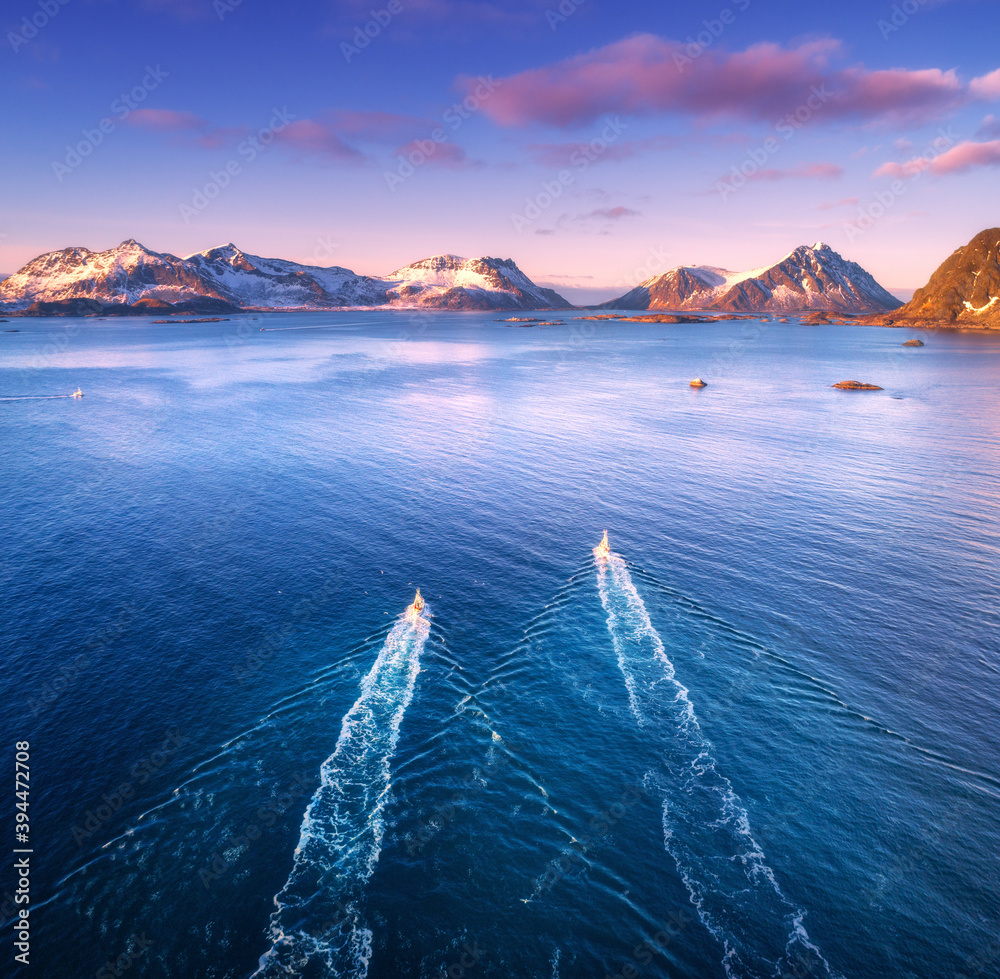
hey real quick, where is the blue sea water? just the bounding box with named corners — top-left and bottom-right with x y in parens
top-left (1, 311), bottom-right (998, 979)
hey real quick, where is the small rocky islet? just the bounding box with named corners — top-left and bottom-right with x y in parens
top-left (831, 380), bottom-right (883, 391)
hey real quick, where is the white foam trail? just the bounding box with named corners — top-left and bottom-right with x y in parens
top-left (596, 550), bottom-right (836, 979)
top-left (0, 395), bottom-right (76, 401)
top-left (258, 321), bottom-right (365, 332)
top-left (253, 605), bottom-right (429, 978)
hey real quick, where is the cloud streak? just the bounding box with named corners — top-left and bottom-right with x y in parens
top-left (742, 162), bottom-right (844, 181)
top-left (874, 139), bottom-right (1000, 177)
top-left (127, 109), bottom-right (249, 149)
top-left (923, 139), bottom-right (1000, 174)
top-left (817, 196), bottom-right (859, 210)
top-left (527, 134), bottom-right (674, 167)
top-left (126, 107), bottom-right (481, 166)
top-left (462, 34), bottom-right (967, 129)
top-left (970, 67), bottom-right (1000, 100)
top-left (976, 114), bottom-right (1000, 139)
top-left (393, 139), bottom-right (471, 168)
top-left (588, 206), bottom-right (641, 219)
top-left (277, 120), bottom-right (366, 161)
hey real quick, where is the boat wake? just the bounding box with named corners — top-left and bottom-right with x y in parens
top-left (252, 595), bottom-right (429, 978)
top-left (0, 394), bottom-right (79, 401)
top-left (594, 538), bottom-right (836, 979)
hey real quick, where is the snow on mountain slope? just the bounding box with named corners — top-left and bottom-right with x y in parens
top-left (0, 240), bottom-right (231, 306)
top-left (382, 255), bottom-right (572, 309)
top-left (185, 244), bottom-right (389, 307)
top-left (896, 228), bottom-right (1000, 328)
top-left (604, 243), bottom-right (901, 314)
top-left (0, 242), bottom-right (570, 311)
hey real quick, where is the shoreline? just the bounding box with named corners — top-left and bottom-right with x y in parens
top-left (0, 302), bottom-right (996, 332)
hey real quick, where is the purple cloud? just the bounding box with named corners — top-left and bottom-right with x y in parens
top-left (126, 109), bottom-right (249, 149)
top-left (461, 35), bottom-right (966, 129)
top-left (743, 162), bottom-right (844, 181)
top-left (873, 139), bottom-right (1000, 177)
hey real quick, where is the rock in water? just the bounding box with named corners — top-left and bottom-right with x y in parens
top-left (831, 380), bottom-right (883, 390)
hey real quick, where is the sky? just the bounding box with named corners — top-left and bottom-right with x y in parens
top-left (2, 0), bottom-right (999, 302)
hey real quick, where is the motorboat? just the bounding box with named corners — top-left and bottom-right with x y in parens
top-left (594, 530), bottom-right (611, 559)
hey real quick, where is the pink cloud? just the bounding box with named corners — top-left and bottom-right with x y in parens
top-left (128, 107), bottom-right (468, 165)
top-left (195, 128), bottom-right (251, 150)
top-left (927, 139), bottom-right (1000, 174)
top-left (872, 159), bottom-right (927, 178)
top-left (392, 139), bottom-right (470, 168)
top-left (589, 206), bottom-right (641, 219)
top-left (817, 196), bottom-right (860, 210)
top-left (976, 114), bottom-right (1000, 139)
top-left (970, 68), bottom-right (1000, 100)
top-left (553, 205), bottom-right (642, 230)
top-left (527, 134), bottom-right (674, 167)
top-left (745, 162), bottom-right (844, 181)
top-left (326, 110), bottom-right (436, 143)
top-left (278, 111), bottom-right (453, 162)
top-left (128, 108), bottom-right (209, 132)
top-left (461, 34), bottom-right (966, 129)
top-left (874, 139), bottom-right (1000, 177)
top-left (278, 120), bottom-right (365, 161)
top-left (126, 109), bottom-right (249, 149)
top-left (841, 67), bottom-right (963, 126)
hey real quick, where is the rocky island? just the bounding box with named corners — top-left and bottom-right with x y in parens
top-left (831, 381), bottom-right (883, 390)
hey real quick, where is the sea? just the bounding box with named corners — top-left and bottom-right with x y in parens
top-left (1, 310), bottom-right (998, 979)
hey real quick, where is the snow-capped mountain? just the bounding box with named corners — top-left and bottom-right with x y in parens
top-left (603, 243), bottom-right (901, 314)
top-left (0, 241), bottom-right (570, 312)
top-left (0, 239), bottom-right (232, 306)
top-left (895, 228), bottom-right (1000, 328)
top-left (382, 254), bottom-right (572, 310)
top-left (185, 244), bottom-right (389, 308)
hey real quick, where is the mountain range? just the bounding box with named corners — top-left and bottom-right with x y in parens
top-left (2, 235), bottom-right (997, 325)
top-left (0, 241), bottom-right (572, 313)
top-left (601, 243), bottom-right (902, 314)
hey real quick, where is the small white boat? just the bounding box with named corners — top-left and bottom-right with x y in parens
top-left (409, 588), bottom-right (424, 616)
top-left (71, 388), bottom-right (83, 398)
top-left (594, 530), bottom-right (611, 559)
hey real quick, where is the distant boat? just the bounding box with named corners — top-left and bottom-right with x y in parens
top-left (410, 588), bottom-right (424, 616)
top-left (71, 388), bottom-right (83, 398)
top-left (594, 530), bottom-right (611, 559)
